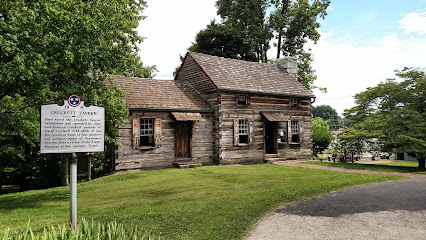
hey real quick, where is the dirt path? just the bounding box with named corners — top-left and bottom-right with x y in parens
top-left (274, 160), bottom-right (426, 179)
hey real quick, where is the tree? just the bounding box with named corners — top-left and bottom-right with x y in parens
top-left (270, 0), bottom-right (330, 58)
top-left (188, 0), bottom-right (330, 90)
top-left (188, 21), bottom-right (258, 62)
top-left (270, 0), bottom-right (329, 90)
top-left (336, 127), bottom-right (370, 163)
top-left (312, 117), bottom-right (333, 157)
top-left (344, 68), bottom-right (426, 169)
top-left (312, 104), bottom-right (341, 130)
top-left (296, 50), bottom-right (322, 91)
top-left (0, 0), bottom-right (155, 191)
top-left (216, 0), bottom-right (272, 62)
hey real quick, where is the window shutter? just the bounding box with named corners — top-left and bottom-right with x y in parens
top-left (287, 120), bottom-right (291, 142)
top-left (233, 119), bottom-right (239, 146)
top-left (132, 117), bottom-right (140, 148)
top-left (154, 118), bottom-right (162, 147)
top-left (247, 96), bottom-right (251, 105)
top-left (299, 123), bottom-right (303, 143)
top-left (249, 120), bottom-right (254, 144)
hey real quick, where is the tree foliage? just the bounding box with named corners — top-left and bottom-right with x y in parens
top-left (270, 0), bottom-right (329, 57)
top-left (270, 0), bottom-right (329, 90)
top-left (334, 127), bottom-right (371, 163)
top-left (0, 0), bottom-right (155, 191)
top-left (188, 20), bottom-right (258, 62)
top-left (312, 117), bottom-right (333, 156)
top-left (312, 104), bottom-right (341, 130)
top-left (188, 0), bottom-right (330, 90)
top-left (216, 0), bottom-right (272, 62)
top-left (344, 68), bottom-right (426, 168)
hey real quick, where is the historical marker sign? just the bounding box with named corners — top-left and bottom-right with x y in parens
top-left (40, 97), bottom-right (105, 153)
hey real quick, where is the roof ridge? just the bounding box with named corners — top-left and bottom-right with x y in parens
top-left (109, 74), bottom-right (174, 82)
top-left (188, 51), bottom-right (272, 66)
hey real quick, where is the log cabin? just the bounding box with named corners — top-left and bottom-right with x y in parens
top-left (112, 52), bottom-right (315, 170)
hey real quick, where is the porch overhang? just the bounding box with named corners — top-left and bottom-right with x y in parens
top-left (260, 111), bottom-right (288, 122)
top-left (172, 112), bottom-right (204, 121)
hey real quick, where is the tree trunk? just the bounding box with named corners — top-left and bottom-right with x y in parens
top-left (0, 166), bottom-right (3, 195)
top-left (263, 46), bottom-right (267, 63)
top-left (418, 157), bottom-right (425, 170)
top-left (277, 32), bottom-right (282, 59)
top-left (276, 0), bottom-right (289, 59)
top-left (341, 150), bottom-right (347, 163)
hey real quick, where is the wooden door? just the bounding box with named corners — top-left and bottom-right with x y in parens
top-left (265, 122), bottom-right (277, 154)
top-left (175, 121), bottom-right (191, 159)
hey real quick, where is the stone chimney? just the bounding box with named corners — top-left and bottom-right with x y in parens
top-left (276, 56), bottom-right (297, 77)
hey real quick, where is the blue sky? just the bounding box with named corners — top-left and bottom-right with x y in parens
top-left (309, 0), bottom-right (426, 114)
top-left (320, 0), bottom-right (426, 45)
top-left (138, 0), bottom-right (426, 115)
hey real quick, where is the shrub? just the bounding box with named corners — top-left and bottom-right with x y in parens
top-left (312, 117), bottom-right (334, 156)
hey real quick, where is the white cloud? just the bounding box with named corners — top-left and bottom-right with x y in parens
top-left (137, 0), bottom-right (218, 79)
top-left (398, 11), bottom-right (426, 35)
top-left (310, 32), bottom-right (426, 115)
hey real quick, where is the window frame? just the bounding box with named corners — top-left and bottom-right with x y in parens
top-left (236, 94), bottom-right (249, 106)
top-left (290, 98), bottom-right (299, 109)
top-left (140, 118), bottom-right (155, 147)
top-left (289, 120), bottom-right (300, 144)
top-left (238, 119), bottom-right (249, 144)
top-left (234, 118), bottom-right (254, 146)
top-left (132, 117), bottom-right (162, 150)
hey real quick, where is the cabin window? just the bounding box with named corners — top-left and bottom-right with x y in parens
top-left (132, 117), bottom-right (162, 149)
top-left (290, 120), bottom-right (300, 143)
top-left (234, 118), bottom-right (254, 146)
top-left (236, 94), bottom-right (248, 105)
top-left (140, 118), bottom-right (154, 146)
top-left (238, 119), bottom-right (249, 144)
top-left (290, 98), bottom-right (299, 109)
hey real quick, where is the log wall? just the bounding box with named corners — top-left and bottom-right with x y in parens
top-left (115, 111), bottom-right (214, 170)
top-left (218, 92), bottom-right (313, 164)
top-left (175, 54), bottom-right (220, 163)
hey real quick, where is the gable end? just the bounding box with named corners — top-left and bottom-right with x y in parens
top-left (175, 53), bottom-right (217, 95)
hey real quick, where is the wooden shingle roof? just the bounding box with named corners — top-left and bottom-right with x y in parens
top-left (187, 52), bottom-right (315, 97)
top-left (110, 75), bottom-right (211, 111)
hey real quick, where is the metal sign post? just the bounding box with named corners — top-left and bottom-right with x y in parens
top-left (40, 95), bottom-right (105, 229)
top-left (70, 153), bottom-right (78, 228)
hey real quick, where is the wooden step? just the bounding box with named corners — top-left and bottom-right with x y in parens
top-left (175, 162), bottom-right (202, 169)
top-left (265, 154), bottom-right (279, 158)
top-left (264, 157), bottom-right (286, 164)
top-left (189, 163), bottom-right (202, 168)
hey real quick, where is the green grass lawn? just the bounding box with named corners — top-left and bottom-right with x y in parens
top-left (0, 164), bottom-right (404, 239)
top-left (303, 160), bottom-right (426, 174)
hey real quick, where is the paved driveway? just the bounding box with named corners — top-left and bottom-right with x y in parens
top-left (246, 178), bottom-right (426, 240)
